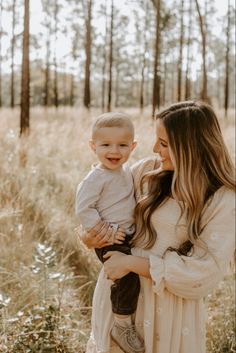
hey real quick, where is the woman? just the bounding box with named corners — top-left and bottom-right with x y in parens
top-left (81, 101), bottom-right (235, 353)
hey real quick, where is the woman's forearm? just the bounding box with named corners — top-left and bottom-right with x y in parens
top-left (126, 255), bottom-right (151, 279)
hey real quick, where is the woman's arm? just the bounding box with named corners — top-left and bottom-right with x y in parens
top-left (103, 251), bottom-right (151, 280)
top-left (148, 188), bottom-right (235, 299)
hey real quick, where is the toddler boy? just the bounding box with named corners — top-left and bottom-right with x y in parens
top-left (76, 112), bottom-right (144, 353)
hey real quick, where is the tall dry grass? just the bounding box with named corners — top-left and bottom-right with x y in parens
top-left (0, 107), bottom-right (235, 352)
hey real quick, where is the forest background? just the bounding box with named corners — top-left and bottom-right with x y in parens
top-left (0, 0), bottom-right (235, 352)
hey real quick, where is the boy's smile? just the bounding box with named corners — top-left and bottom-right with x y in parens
top-left (90, 126), bottom-right (137, 170)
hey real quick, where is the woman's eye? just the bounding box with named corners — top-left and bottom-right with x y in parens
top-left (160, 142), bottom-right (167, 147)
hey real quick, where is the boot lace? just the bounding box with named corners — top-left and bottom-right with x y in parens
top-left (122, 324), bottom-right (142, 346)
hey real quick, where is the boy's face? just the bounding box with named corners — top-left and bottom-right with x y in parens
top-left (90, 126), bottom-right (137, 170)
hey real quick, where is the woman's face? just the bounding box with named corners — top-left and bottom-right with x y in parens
top-left (153, 119), bottom-right (174, 171)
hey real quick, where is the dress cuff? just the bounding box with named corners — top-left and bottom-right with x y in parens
top-left (149, 255), bottom-right (165, 297)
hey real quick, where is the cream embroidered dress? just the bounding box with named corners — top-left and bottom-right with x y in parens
top-left (86, 158), bottom-right (235, 353)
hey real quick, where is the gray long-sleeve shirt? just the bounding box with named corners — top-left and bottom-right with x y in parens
top-left (75, 163), bottom-right (136, 233)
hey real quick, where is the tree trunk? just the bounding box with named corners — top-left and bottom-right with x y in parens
top-left (162, 59), bottom-right (167, 106)
top-left (224, 0), bottom-right (230, 118)
top-left (140, 1), bottom-right (149, 112)
top-left (71, 20), bottom-right (80, 107)
top-left (114, 46), bottom-right (120, 108)
top-left (152, 0), bottom-right (161, 117)
top-left (185, 0), bottom-right (192, 100)
top-left (177, 0), bottom-right (184, 101)
top-left (53, 0), bottom-right (59, 108)
top-left (171, 52), bottom-right (175, 102)
top-left (194, 0), bottom-right (208, 101)
top-left (101, 0), bottom-right (108, 111)
top-left (0, 0), bottom-right (3, 107)
top-left (44, 19), bottom-right (51, 107)
top-left (83, 0), bottom-right (92, 109)
top-left (216, 68), bottom-right (221, 107)
top-left (107, 0), bottom-right (114, 112)
top-left (114, 68), bottom-right (120, 107)
top-left (70, 73), bottom-right (74, 106)
top-left (11, 0), bottom-right (16, 108)
top-left (20, 0), bottom-right (30, 136)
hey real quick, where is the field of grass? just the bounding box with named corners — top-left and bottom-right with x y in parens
top-left (0, 107), bottom-right (235, 352)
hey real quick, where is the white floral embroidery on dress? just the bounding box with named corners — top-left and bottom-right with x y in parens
top-left (139, 293), bottom-right (144, 301)
top-left (144, 319), bottom-right (151, 327)
top-left (136, 322), bottom-right (143, 328)
top-left (156, 307), bottom-right (163, 315)
top-left (210, 233), bottom-right (218, 241)
top-left (182, 327), bottom-right (190, 336)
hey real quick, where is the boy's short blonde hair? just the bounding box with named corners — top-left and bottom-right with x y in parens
top-left (92, 112), bottom-right (134, 139)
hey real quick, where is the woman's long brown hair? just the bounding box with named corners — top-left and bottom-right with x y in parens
top-left (132, 101), bottom-right (235, 255)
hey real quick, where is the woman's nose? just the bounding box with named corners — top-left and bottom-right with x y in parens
top-left (153, 141), bottom-right (159, 153)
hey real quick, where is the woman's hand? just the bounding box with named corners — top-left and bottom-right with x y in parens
top-left (103, 251), bottom-right (131, 281)
top-left (80, 221), bottom-right (114, 249)
top-left (78, 222), bottom-right (126, 249)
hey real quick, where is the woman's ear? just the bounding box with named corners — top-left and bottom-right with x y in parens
top-left (89, 140), bottom-right (96, 152)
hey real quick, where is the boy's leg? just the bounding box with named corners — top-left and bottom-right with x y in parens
top-left (96, 236), bottom-right (140, 315)
top-left (109, 248), bottom-right (144, 352)
top-left (95, 243), bottom-right (128, 263)
top-left (95, 247), bottom-right (107, 263)
top-left (97, 239), bottom-right (144, 352)
top-left (110, 271), bottom-right (140, 315)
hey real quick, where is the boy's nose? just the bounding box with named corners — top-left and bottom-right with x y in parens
top-left (110, 145), bottom-right (120, 153)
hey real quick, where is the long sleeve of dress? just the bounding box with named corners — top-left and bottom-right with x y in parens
top-left (149, 187), bottom-right (235, 300)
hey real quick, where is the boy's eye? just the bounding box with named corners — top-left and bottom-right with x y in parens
top-left (120, 144), bottom-right (128, 147)
top-left (101, 144), bottom-right (109, 146)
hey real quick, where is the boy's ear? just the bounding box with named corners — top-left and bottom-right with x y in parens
top-left (89, 140), bottom-right (96, 152)
top-left (131, 141), bottom-right (137, 151)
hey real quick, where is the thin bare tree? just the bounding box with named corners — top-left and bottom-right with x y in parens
top-left (224, 0), bottom-right (230, 118)
top-left (0, 0), bottom-right (3, 107)
top-left (139, 1), bottom-right (149, 111)
top-left (20, 0), bottom-right (30, 135)
top-left (83, 0), bottom-right (93, 109)
top-left (53, 0), bottom-right (59, 108)
top-left (107, 0), bottom-right (114, 112)
top-left (194, 0), bottom-right (208, 100)
top-left (10, 0), bottom-right (16, 108)
top-left (42, 0), bottom-right (53, 107)
top-left (152, 0), bottom-right (161, 117)
top-left (177, 0), bottom-right (184, 101)
top-left (185, 0), bottom-right (192, 100)
top-left (101, 0), bottom-right (108, 112)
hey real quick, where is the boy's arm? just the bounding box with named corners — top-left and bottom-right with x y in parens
top-left (76, 178), bottom-right (121, 247)
top-left (75, 178), bottom-right (104, 230)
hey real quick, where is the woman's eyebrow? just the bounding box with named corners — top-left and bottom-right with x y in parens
top-left (159, 137), bottom-right (168, 143)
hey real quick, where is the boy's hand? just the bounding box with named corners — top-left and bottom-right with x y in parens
top-left (112, 227), bottom-right (126, 244)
